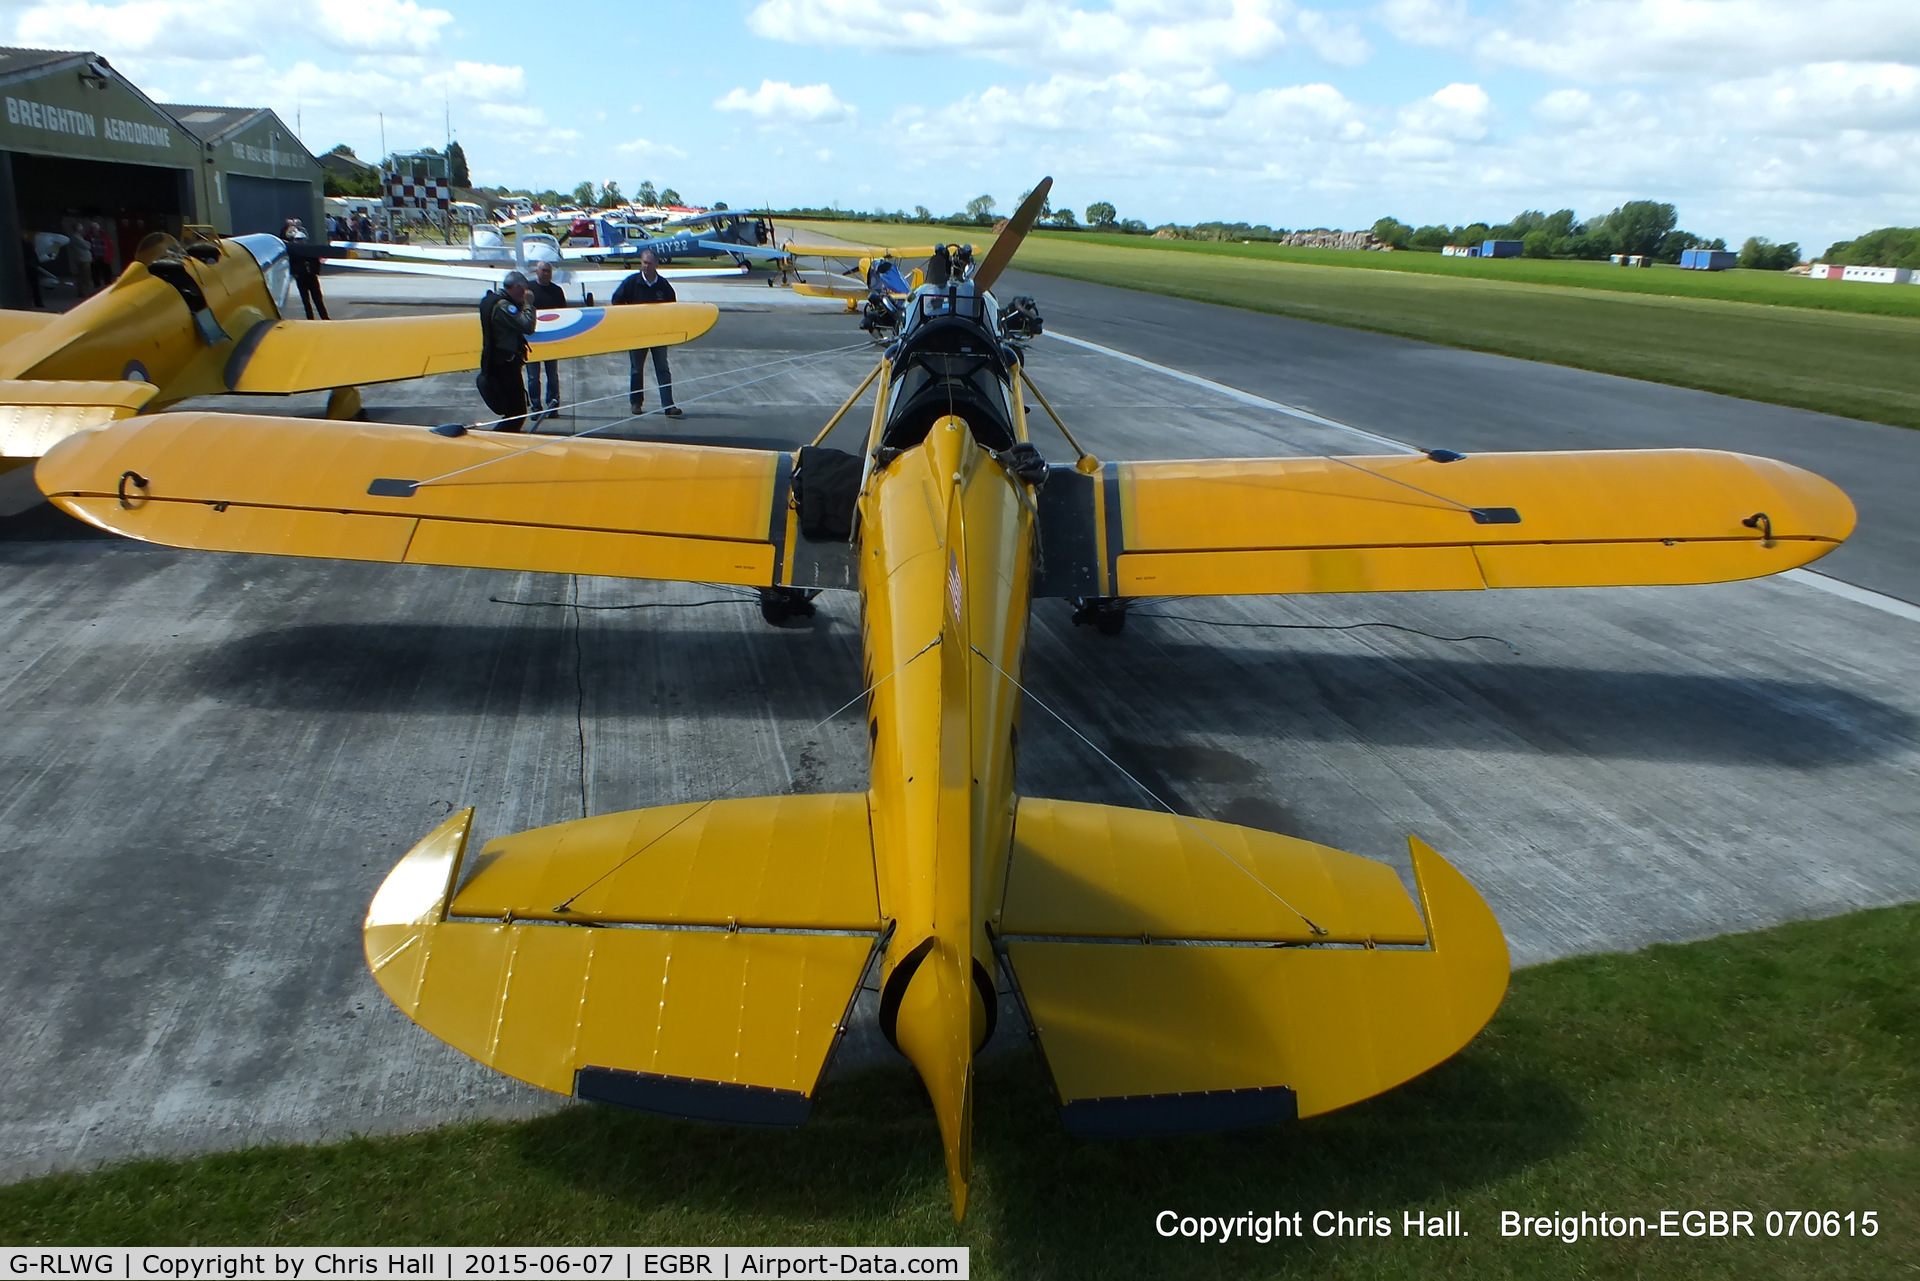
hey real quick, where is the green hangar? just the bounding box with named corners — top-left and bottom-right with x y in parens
top-left (0, 46), bottom-right (320, 308)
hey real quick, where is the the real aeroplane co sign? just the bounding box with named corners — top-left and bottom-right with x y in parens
top-left (1, 1249), bottom-right (968, 1279)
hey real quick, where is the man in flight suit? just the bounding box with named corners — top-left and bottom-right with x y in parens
top-left (478, 270), bottom-right (537, 432)
top-left (523, 260), bottom-right (566, 422)
top-left (611, 249), bottom-right (681, 417)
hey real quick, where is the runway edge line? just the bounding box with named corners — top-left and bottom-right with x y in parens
top-left (1046, 329), bottom-right (1420, 454)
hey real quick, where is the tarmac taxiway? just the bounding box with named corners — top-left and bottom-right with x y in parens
top-left (1, 269), bottom-right (1915, 1182)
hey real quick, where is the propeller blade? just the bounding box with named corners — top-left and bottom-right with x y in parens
top-left (972, 177), bottom-right (1052, 293)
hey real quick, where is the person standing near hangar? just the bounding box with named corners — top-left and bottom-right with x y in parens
top-left (523, 260), bottom-right (566, 422)
top-left (611, 249), bottom-right (681, 418)
top-left (281, 218), bottom-right (329, 320)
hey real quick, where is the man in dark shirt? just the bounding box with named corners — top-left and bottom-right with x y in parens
top-left (523, 260), bottom-right (566, 422)
top-left (281, 219), bottom-right (329, 320)
top-left (610, 249), bottom-right (681, 417)
top-left (478, 271), bottom-right (537, 432)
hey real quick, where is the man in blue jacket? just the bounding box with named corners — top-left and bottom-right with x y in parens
top-left (610, 249), bottom-right (681, 418)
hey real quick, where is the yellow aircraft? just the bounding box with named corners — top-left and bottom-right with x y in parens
top-left (779, 231), bottom-right (941, 308)
top-left (0, 228), bottom-right (717, 474)
top-left (30, 181), bottom-right (1855, 1221)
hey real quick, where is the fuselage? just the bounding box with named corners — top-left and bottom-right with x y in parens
top-left (855, 283), bottom-right (1035, 1218)
top-left (0, 234), bottom-right (287, 406)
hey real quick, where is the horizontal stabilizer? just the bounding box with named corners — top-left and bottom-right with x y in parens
top-left (1002, 797), bottom-right (1426, 944)
top-left (37, 412), bottom-right (794, 586)
top-left (452, 793), bottom-right (879, 930)
top-left (1, 379), bottom-right (157, 460)
top-left (365, 798), bottom-right (881, 1115)
top-left (225, 302), bottom-right (717, 394)
top-left (1035, 449), bottom-right (1855, 597)
top-left (998, 802), bottom-right (1509, 1129)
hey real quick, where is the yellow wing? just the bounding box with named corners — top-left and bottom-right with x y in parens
top-left (789, 281), bottom-right (867, 301)
top-left (366, 798), bottom-right (879, 1120)
top-left (1, 379), bottom-right (158, 462)
top-left (998, 799), bottom-right (1509, 1133)
top-left (35, 412), bottom-right (798, 587)
top-left (1033, 449), bottom-right (1855, 597)
top-left (225, 302), bottom-right (717, 394)
top-left (783, 242), bottom-right (940, 261)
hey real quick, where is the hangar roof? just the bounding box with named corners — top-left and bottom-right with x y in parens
top-left (160, 103), bottom-right (268, 145)
top-left (0, 46), bottom-right (89, 89)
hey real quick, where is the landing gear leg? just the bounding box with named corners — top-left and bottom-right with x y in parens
top-left (1070, 596), bottom-right (1130, 636)
top-left (758, 586), bottom-right (820, 628)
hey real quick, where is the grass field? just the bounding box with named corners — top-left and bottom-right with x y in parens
top-left (787, 221), bottom-right (1920, 319)
top-left (5, 904), bottom-right (1912, 1279)
top-left (786, 221), bottom-right (1920, 431)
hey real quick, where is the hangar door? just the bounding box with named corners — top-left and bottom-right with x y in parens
top-left (228, 174), bottom-right (313, 235)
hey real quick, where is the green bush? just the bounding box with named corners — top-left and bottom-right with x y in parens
top-left (1823, 227), bottom-right (1920, 268)
top-left (1739, 236), bottom-right (1802, 270)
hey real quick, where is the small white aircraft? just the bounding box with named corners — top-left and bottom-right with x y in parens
top-left (330, 224), bottom-right (744, 301)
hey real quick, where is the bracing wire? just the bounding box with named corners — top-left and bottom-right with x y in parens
top-left (966, 642), bottom-right (1328, 937)
top-left (807, 636), bottom-right (941, 733)
top-left (466, 340), bottom-right (874, 432)
top-left (409, 341), bottom-right (874, 491)
top-left (546, 631), bottom-right (940, 912)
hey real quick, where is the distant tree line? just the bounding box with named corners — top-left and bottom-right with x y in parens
top-left (1821, 227), bottom-right (1920, 269)
top-left (1370, 203), bottom-right (1734, 263)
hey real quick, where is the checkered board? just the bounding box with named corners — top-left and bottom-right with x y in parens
top-left (384, 174), bottom-right (451, 210)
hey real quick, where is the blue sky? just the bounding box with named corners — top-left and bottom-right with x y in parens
top-left (11, 0), bottom-right (1919, 252)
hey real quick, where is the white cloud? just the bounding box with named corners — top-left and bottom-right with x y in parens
top-left (1296, 9), bottom-right (1370, 66)
top-left (1531, 87), bottom-right (1595, 130)
top-left (1375, 0), bottom-right (1467, 47)
top-left (616, 137), bottom-right (692, 160)
top-left (1702, 62), bottom-right (1920, 135)
top-left (1397, 81), bottom-right (1492, 140)
top-left (311, 0), bottom-right (450, 54)
top-left (714, 79), bottom-right (855, 123)
top-left (13, 0), bottom-right (451, 59)
top-left (745, 0), bottom-right (1291, 75)
top-left (16, 0), bottom-right (252, 58)
top-left (1478, 0), bottom-right (1920, 83)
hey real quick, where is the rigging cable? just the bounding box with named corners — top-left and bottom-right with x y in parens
top-left (967, 643), bottom-right (1327, 937)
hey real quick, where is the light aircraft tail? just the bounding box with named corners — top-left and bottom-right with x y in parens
top-left (995, 799), bottom-right (1509, 1132)
top-left (364, 795), bottom-right (882, 1121)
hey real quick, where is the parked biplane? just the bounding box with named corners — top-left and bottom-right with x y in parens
top-left (0, 228), bottom-right (717, 471)
top-left (594, 210), bottom-right (787, 267)
top-left (31, 181), bottom-right (1855, 1221)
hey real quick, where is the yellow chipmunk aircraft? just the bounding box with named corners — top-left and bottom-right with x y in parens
top-left (780, 233), bottom-right (937, 309)
top-left (32, 181), bottom-right (1855, 1221)
top-left (0, 228), bottom-right (717, 475)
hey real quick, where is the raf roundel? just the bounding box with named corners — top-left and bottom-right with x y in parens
top-left (528, 307), bottom-right (607, 345)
